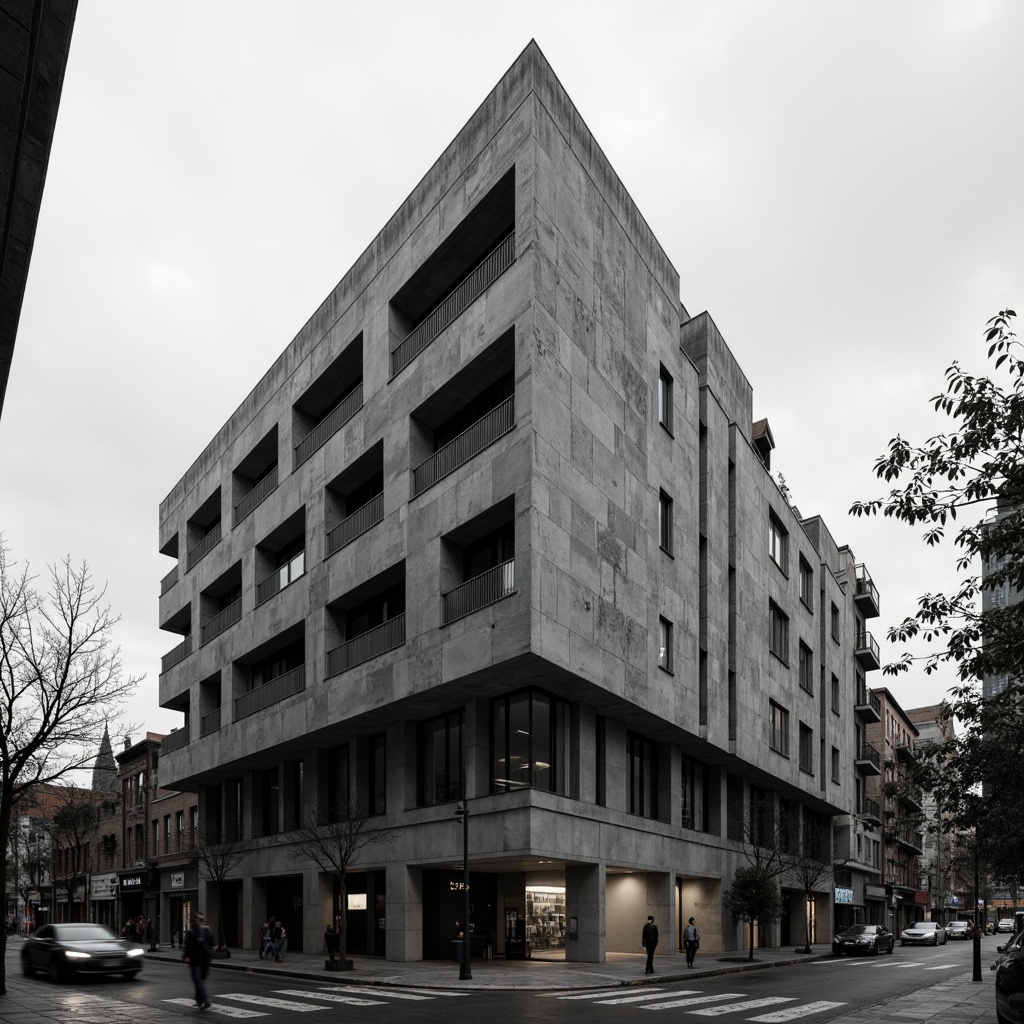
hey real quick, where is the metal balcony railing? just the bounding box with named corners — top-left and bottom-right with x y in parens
top-left (854, 562), bottom-right (880, 617)
top-left (855, 630), bottom-right (880, 669)
top-left (855, 740), bottom-right (881, 771)
top-left (160, 635), bottom-right (192, 674)
top-left (442, 558), bottom-right (516, 625)
top-left (861, 796), bottom-right (881, 822)
top-left (233, 665), bottom-right (306, 722)
top-left (187, 522), bottom-right (222, 570)
top-left (200, 598), bottom-right (242, 645)
top-left (160, 564), bottom-right (179, 595)
top-left (293, 383), bottom-right (364, 470)
top-left (855, 686), bottom-right (881, 719)
top-left (256, 559), bottom-right (304, 607)
top-left (325, 614), bottom-right (406, 677)
top-left (391, 232), bottom-right (516, 379)
top-left (326, 492), bottom-right (384, 557)
top-left (161, 726), bottom-right (190, 754)
top-left (233, 466), bottom-right (278, 526)
top-left (200, 707), bottom-right (221, 737)
top-left (413, 395), bottom-right (515, 496)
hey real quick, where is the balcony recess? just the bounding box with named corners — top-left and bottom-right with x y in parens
top-left (442, 558), bottom-right (516, 625)
top-left (854, 740), bottom-right (881, 775)
top-left (234, 665), bottom-right (305, 721)
top-left (326, 614), bottom-right (406, 676)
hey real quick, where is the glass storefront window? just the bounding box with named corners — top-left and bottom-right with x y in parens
top-left (491, 690), bottom-right (570, 795)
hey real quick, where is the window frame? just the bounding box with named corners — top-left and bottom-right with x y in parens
top-left (798, 640), bottom-right (814, 693)
top-left (658, 365), bottom-right (673, 435)
top-left (659, 490), bottom-right (674, 555)
top-left (830, 602), bottom-right (841, 642)
top-left (491, 688), bottom-right (571, 797)
top-left (769, 700), bottom-right (790, 756)
top-left (768, 512), bottom-right (788, 572)
top-left (798, 721), bottom-right (814, 774)
top-left (831, 745), bottom-right (841, 784)
top-left (658, 616), bottom-right (673, 673)
top-left (831, 672), bottom-right (841, 714)
top-left (418, 709), bottom-right (465, 807)
top-left (799, 556), bottom-right (814, 609)
top-left (769, 600), bottom-right (789, 664)
top-left (627, 731), bottom-right (658, 819)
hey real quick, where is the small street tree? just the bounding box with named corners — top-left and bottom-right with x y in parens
top-left (282, 798), bottom-right (397, 967)
top-left (191, 823), bottom-right (247, 952)
top-left (723, 866), bottom-right (783, 961)
top-left (0, 542), bottom-right (139, 994)
top-left (782, 811), bottom-right (834, 954)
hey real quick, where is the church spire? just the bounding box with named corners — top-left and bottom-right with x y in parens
top-left (91, 724), bottom-right (118, 793)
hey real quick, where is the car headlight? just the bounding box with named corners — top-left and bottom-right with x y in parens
top-left (856, 938), bottom-right (872, 944)
top-left (127, 947), bottom-right (146, 957)
top-left (64, 951), bottom-right (91, 959)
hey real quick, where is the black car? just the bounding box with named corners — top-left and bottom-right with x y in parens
top-left (994, 940), bottom-right (1024, 1024)
top-left (832, 923), bottom-right (896, 956)
top-left (21, 922), bottom-right (146, 982)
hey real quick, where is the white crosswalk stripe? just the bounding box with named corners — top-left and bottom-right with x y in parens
top-left (924, 964), bottom-right (960, 970)
top-left (641, 992), bottom-right (745, 1010)
top-left (689, 996), bottom-right (796, 1016)
top-left (275, 989), bottom-right (385, 1006)
top-left (218, 993), bottom-right (329, 1011)
top-left (593, 990), bottom-right (697, 1005)
top-left (747, 1001), bottom-right (848, 1022)
top-left (314, 985), bottom-right (431, 1000)
top-left (163, 997), bottom-right (267, 1018)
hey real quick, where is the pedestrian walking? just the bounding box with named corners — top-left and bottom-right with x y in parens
top-left (182, 912), bottom-right (215, 1010)
top-left (683, 916), bottom-right (700, 968)
top-left (641, 914), bottom-right (659, 974)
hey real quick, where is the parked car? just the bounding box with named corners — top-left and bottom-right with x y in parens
top-left (999, 919), bottom-right (1018, 933)
top-left (946, 921), bottom-right (971, 940)
top-left (21, 922), bottom-right (146, 982)
top-left (994, 939), bottom-right (1024, 1024)
top-left (900, 921), bottom-right (947, 946)
top-left (832, 923), bottom-right (896, 956)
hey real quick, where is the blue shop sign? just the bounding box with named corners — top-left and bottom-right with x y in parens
top-left (835, 886), bottom-right (854, 905)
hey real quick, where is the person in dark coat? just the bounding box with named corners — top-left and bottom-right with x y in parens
top-left (182, 913), bottom-right (215, 1009)
top-left (641, 915), bottom-right (659, 974)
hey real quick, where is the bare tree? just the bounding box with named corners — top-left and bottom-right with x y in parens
top-left (281, 799), bottom-right (396, 967)
top-left (191, 824), bottom-right (247, 952)
top-left (0, 542), bottom-right (140, 994)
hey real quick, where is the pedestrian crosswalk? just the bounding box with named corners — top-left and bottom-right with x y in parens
top-left (163, 983), bottom-right (471, 1017)
top-left (538, 987), bottom-right (846, 1020)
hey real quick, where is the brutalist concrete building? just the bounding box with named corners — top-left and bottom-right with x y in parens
top-left (157, 42), bottom-right (882, 963)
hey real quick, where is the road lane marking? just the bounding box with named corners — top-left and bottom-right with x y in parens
top-left (594, 991), bottom-right (698, 1004)
top-left (747, 1002), bottom-right (848, 1021)
top-left (923, 964), bottom-right (961, 970)
top-left (641, 993), bottom-right (745, 1010)
top-left (313, 985), bottom-right (431, 1000)
top-left (688, 996), bottom-right (796, 1016)
top-left (275, 989), bottom-right (384, 1005)
top-left (163, 998), bottom-right (267, 1018)
top-left (217, 993), bottom-right (327, 1011)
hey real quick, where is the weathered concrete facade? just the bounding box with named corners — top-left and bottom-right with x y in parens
top-left (157, 42), bottom-right (881, 963)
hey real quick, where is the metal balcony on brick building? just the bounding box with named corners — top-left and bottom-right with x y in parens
top-left (855, 740), bottom-right (882, 775)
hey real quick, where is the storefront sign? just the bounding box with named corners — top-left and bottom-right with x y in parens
top-left (170, 872), bottom-right (184, 889)
top-left (865, 884), bottom-right (887, 900)
top-left (119, 873), bottom-right (145, 891)
top-left (348, 894), bottom-right (367, 910)
top-left (91, 874), bottom-right (117, 899)
top-left (834, 887), bottom-right (854, 905)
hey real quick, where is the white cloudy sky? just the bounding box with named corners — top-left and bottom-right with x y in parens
top-left (2, 0), bottom-right (1021, 738)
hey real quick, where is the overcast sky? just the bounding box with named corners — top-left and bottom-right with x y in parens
top-left (2, 0), bottom-right (1021, 741)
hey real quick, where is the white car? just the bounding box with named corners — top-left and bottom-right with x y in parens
top-left (998, 919), bottom-right (1018, 934)
top-left (900, 921), bottom-right (947, 946)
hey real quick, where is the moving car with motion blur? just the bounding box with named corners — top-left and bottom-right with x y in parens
top-left (900, 921), bottom-right (947, 946)
top-left (832, 923), bottom-right (896, 956)
top-left (21, 922), bottom-right (146, 982)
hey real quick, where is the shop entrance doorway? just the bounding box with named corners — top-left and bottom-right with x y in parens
top-left (526, 885), bottom-right (566, 960)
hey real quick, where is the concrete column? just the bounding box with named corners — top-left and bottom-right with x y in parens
top-left (386, 861), bottom-right (423, 962)
top-left (241, 872), bottom-right (255, 952)
top-left (303, 869), bottom-right (332, 958)
top-left (565, 862), bottom-right (604, 962)
top-left (647, 871), bottom-right (675, 959)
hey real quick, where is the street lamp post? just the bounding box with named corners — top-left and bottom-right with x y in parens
top-left (454, 801), bottom-right (472, 981)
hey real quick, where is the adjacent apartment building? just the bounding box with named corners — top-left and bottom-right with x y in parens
top-left (156, 42), bottom-right (883, 962)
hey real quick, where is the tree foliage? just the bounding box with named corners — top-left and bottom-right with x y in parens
top-left (280, 799), bottom-right (397, 965)
top-left (0, 541), bottom-right (139, 993)
top-left (723, 866), bottom-right (783, 961)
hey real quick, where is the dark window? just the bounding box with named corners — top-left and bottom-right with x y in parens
top-left (628, 732), bottom-right (658, 819)
top-left (419, 710), bottom-right (464, 806)
top-left (327, 744), bottom-right (350, 820)
top-left (831, 602), bottom-right (841, 641)
top-left (799, 641), bottom-right (814, 693)
top-left (681, 755), bottom-right (709, 832)
top-left (369, 734), bottom-right (386, 815)
top-left (262, 766), bottom-right (280, 835)
top-left (799, 722), bottom-right (814, 774)
top-left (769, 512), bottom-right (787, 571)
top-left (769, 601), bottom-right (789, 663)
top-left (658, 365), bottom-right (673, 433)
top-left (831, 746), bottom-right (841, 784)
top-left (799, 556), bottom-right (814, 609)
top-left (658, 617), bottom-right (673, 672)
top-left (595, 715), bottom-right (606, 807)
top-left (831, 673), bottom-right (840, 713)
top-left (491, 690), bottom-right (570, 795)
top-left (770, 701), bottom-right (790, 756)
top-left (659, 491), bottom-right (673, 554)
